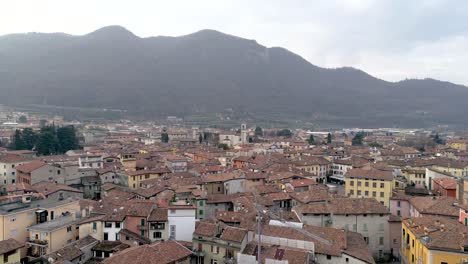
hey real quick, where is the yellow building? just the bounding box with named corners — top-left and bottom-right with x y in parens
top-left (127, 169), bottom-right (169, 189)
top-left (401, 169), bottom-right (426, 186)
top-left (448, 139), bottom-right (468, 151)
top-left (27, 215), bottom-right (79, 258)
top-left (0, 196), bottom-right (80, 258)
top-left (0, 238), bottom-right (24, 264)
top-left (431, 160), bottom-right (468, 177)
top-left (402, 217), bottom-right (468, 264)
top-left (345, 168), bottom-right (394, 207)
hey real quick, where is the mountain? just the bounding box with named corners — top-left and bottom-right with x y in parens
top-left (0, 25), bottom-right (467, 127)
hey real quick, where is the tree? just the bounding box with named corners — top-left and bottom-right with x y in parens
top-left (36, 129), bottom-right (59, 155)
top-left (39, 119), bottom-right (47, 127)
top-left (255, 126), bottom-right (263, 137)
top-left (352, 132), bottom-right (365, 146)
top-left (433, 133), bottom-right (444, 145)
top-left (18, 115), bottom-right (27, 123)
top-left (307, 135), bottom-right (315, 145)
top-left (327, 133), bottom-right (332, 144)
top-left (198, 134), bottom-right (203, 144)
top-left (22, 128), bottom-right (37, 150)
top-left (218, 143), bottom-right (229, 150)
top-left (57, 126), bottom-right (79, 153)
top-left (161, 133), bottom-right (169, 143)
top-left (277, 129), bottom-right (292, 138)
top-left (12, 129), bottom-right (24, 150)
top-left (369, 142), bottom-right (383, 148)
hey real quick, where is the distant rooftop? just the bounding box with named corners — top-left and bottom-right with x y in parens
top-left (0, 196), bottom-right (78, 215)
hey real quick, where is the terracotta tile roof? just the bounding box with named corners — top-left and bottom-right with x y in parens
top-left (148, 208), bottom-right (168, 222)
top-left (220, 226), bottom-right (248, 243)
top-left (289, 178), bottom-right (316, 188)
top-left (343, 231), bottom-right (376, 264)
top-left (0, 238), bottom-right (24, 255)
top-left (433, 178), bottom-right (457, 190)
top-left (289, 187), bottom-right (329, 204)
top-left (404, 217), bottom-right (468, 252)
top-left (32, 181), bottom-right (83, 195)
top-left (193, 221), bottom-right (217, 237)
top-left (216, 211), bottom-right (243, 223)
top-left (242, 242), bottom-right (310, 264)
top-left (15, 160), bottom-right (47, 173)
top-left (295, 198), bottom-right (389, 215)
top-left (410, 196), bottom-right (460, 217)
top-left (101, 240), bottom-right (192, 264)
top-left (118, 228), bottom-right (151, 244)
top-left (345, 167), bottom-right (393, 181)
top-left (202, 172), bottom-right (244, 183)
top-left (0, 153), bottom-right (32, 163)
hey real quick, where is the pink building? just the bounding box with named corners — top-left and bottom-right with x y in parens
top-left (389, 193), bottom-right (411, 219)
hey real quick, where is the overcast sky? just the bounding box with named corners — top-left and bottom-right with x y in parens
top-left (1, 0), bottom-right (467, 85)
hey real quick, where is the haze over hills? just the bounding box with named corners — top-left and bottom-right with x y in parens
top-left (0, 25), bottom-right (467, 127)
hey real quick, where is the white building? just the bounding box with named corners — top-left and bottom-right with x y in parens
top-left (0, 154), bottom-right (33, 185)
top-left (167, 204), bottom-right (196, 242)
top-left (79, 155), bottom-right (103, 169)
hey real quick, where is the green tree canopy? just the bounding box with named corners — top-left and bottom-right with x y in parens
top-left (255, 126), bottom-right (263, 137)
top-left (352, 132), bottom-right (365, 146)
top-left (327, 133), bottom-right (332, 144)
top-left (277, 129), bottom-right (293, 138)
top-left (18, 115), bottom-right (27, 123)
top-left (161, 133), bottom-right (169, 143)
top-left (369, 141), bottom-right (383, 148)
top-left (308, 135), bottom-right (315, 145)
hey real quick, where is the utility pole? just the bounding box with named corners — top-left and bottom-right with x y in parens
top-left (257, 207), bottom-right (262, 264)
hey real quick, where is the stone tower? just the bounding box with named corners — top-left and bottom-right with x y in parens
top-left (241, 123), bottom-right (247, 144)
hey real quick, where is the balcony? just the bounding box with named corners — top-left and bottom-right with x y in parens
top-left (192, 250), bottom-right (206, 257)
top-left (27, 239), bottom-right (48, 247)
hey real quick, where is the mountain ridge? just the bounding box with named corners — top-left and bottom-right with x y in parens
top-left (0, 25), bottom-right (467, 127)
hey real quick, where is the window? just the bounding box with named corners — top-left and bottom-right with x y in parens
top-left (380, 192), bottom-right (384, 197)
top-left (349, 190), bottom-right (354, 195)
top-left (372, 191), bottom-right (376, 197)
top-left (357, 181), bottom-right (361, 186)
top-left (380, 183), bottom-right (384, 188)
top-left (357, 190), bottom-right (361, 196)
top-left (379, 223), bottom-right (384, 231)
top-left (154, 232), bottom-right (162, 239)
top-left (170, 225), bottom-right (176, 239)
top-left (362, 223), bottom-right (368, 231)
top-left (115, 222), bottom-right (121, 228)
top-left (141, 219), bottom-right (145, 226)
top-left (93, 222), bottom-right (97, 231)
top-left (364, 237), bottom-right (369, 244)
top-left (67, 226), bottom-right (72, 232)
top-left (365, 191), bottom-right (369, 196)
top-left (397, 210), bottom-right (401, 216)
top-left (372, 182), bottom-right (377, 188)
top-left (326, 255), bottom-right (331, 260)
top-left (346, 258), bottom-right (349, 262)
top-left (51, 211), bottom-right (54, 220)
top-left (104, 232), bottom-right (109, 240)
top-left (141, 230), bottom-right (145, 236)
top-left (365, 182), bottom-right (369, 187)
top-left (397, 201), bottom-right (401, 207)
top-left (105, 222), bottom-right (112, 228)
top-left (379, 237), bottom-right (384, 245)
top-left (217, 186), bottom-right (221, 192)
top-left (352, 224), bottom-right (357, 231)
top-left (199, 210), bottom-right (204, 215)
top-left (350, 181), bottom-right (354, 186)
top-left (412, 239), bottom-right (414, 247)
top-left (199, 200), bottom-right (204, 206)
